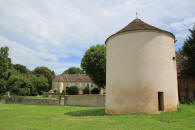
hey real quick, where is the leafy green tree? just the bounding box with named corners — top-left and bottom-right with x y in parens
top-left (31, 75), bottom-right (49, 95)
top-left (180, 24), bottom-right (195, 77)
top-left (8, 74), bottom-right (33, 96)
top-left (0, 47), bottom-right (12, 95)
top-left (62, 67), bottom-right (84, 74)
top-left (13, 64), bottom-right (30, 74)
top-left (33, 67), bottom-right (55, 90)
top-left (81, 44), bottom-right (106, 88)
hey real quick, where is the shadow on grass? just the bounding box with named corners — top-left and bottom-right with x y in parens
top-left (64, 108), bottom-right (108, 116)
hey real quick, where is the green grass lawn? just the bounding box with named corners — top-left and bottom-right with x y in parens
top-left (0, 104), bottom-right (195, 130)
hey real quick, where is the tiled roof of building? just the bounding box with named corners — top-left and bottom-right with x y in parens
top-left (106, 18), bottom-right (175, 43)
top-left (53, 74), bottom-right (92, 82)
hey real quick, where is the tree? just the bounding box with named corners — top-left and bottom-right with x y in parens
top-left (31, 75), bottom-right (49, 95)
top-left (13, 64), bottom-right (30, 74)
top-left (81, 44), bottom-right (106, 88)
top-left (7, 74), bottom-right (33, 96)
top-left (180, 24), bottom-right (195, 77)
top-left (62, 67), bottom-right (84, 74)
top-left (0, 47), bottom-right (12, 95)
top-left (33, 67), bottom-right (55, 90)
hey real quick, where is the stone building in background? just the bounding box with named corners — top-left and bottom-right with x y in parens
top-left (52, 74), bottom-right (98, 94)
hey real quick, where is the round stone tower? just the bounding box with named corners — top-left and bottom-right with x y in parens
top-left (105, 18), bottom-right (179, 114)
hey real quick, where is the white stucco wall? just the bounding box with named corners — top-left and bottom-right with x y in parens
top-left (52, 82), bottom-right (64, 93)
top-left (106, 30), bottom-right (179, 114)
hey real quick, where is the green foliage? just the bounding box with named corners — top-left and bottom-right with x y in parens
top-left (31, 75), bottom-right (49, 95)
top-left (0, 79), bottom-right (7, 94)
top-left (91, 88), bottom-right (100, 94)
top-left (33, 67), bottom-right (55, 89)
top-left (83, 86), bottom-right (90, 94)
top-left (180, 24), bottom-right (195, 77)
top-left (81, 44), bottom-right (106, 88)
top-left (0, 47), bottom-right (12, 95)
top-left (63, 67), bottom-right (84, 74)
top-left (66, 86), bottom-right (79, 95)
top-left (13, 64), bottom-right (30, 74)
top-left (7, 73), bottom-right (33, 96)
top-left (0, 47), bottom-right (52, 96)
top-left (180, 99), bottom-right (195, 105)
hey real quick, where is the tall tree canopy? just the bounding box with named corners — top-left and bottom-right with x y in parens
top-left (81, 44), bottom-right (106, 88)
top-left (180, 24), bottom-right (195, 77)
top-left (33, 67), bottom-right (55, 89)
top-left (13, 64), bottom-right (30, 74)
top-left (0, 47), bottom-right (12, 94)
top-left (0, 47), bottom-right (54, 96)
top-left (62, 67), bottom-right (84, 74)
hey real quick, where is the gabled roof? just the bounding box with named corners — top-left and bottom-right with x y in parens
top-left (53, 74), bottom-right (92, 82)
top-left (106, 18), bottom-right (175, 43)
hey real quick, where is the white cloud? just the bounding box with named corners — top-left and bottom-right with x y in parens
top-left (0, 0), bottom-right (194, 74)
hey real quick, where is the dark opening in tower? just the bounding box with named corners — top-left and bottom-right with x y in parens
top-left (158, 92), bottom-right (164, 111)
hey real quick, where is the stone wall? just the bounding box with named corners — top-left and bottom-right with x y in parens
top-left (6, 97), bottom-right (59, 105)
top-left (64, 95), bottom-right (105, 107)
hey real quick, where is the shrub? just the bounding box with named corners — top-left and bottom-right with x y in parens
top-left (91, 88), bottom-right (100, 94)
top-left (66, 86), bottom-right (79, 95)
top-left (18, 88), bottom-right (30, 96)
top-left (83, 86), bottom-right (90, 94)
top-left (180, 99), bottom-right (195, 105)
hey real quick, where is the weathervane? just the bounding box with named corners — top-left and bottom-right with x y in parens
top-left (136, 12), bottom-right (138, 18)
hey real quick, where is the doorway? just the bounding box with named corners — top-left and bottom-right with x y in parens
top-left (158, 92), bottom-right (164, 111)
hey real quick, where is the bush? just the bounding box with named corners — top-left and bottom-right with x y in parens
top-left (83, 86), bottom-right (90, 94)
top-left (91, 88), bottom-right (100, 94)
top-left (180, 99), bottom-right (195, 105)
top-left (18, 88), bottom-right (31, 96)
top-left (66, 86), bottom-right (79, 95)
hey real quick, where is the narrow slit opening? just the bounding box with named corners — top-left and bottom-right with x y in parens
top-left (158, 92), bottom-right (164, 111)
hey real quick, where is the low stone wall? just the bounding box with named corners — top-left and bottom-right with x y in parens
top-left (6, 97), bottom-right (59, 105)
top-left (64, 95), bottom-right (105, 107)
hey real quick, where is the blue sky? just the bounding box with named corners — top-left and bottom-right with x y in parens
top-left (0, 0), bottom-right (194, 74)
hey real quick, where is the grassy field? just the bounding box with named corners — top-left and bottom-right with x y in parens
top-left (0, 104), bottom-right (195, 130)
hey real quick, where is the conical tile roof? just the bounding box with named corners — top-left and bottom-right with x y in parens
top-left (106, 18), bottom-right (175, 43)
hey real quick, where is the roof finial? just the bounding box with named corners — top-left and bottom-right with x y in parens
top-left (136, 12), bottom-right (138, 19)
